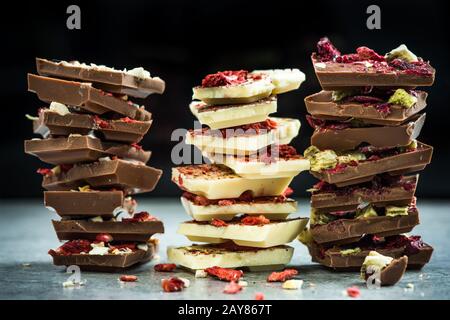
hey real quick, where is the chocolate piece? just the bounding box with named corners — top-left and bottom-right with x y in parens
top-left (36, 58), bottom-right (165, 99)
top-left (25, 135), bottom-right (150, 165)
top-left (52, 220), bottom-right (164, 242)
top-left (311, 56), bottom-right (435, 90)
top-left (380, 256), bottom-right (408, 286)
top-left (42, 159), bottom-right (162, 195)
top-left (310, 207), bottom-right (420, 245)
top-left (310, 113), bottom-right (425, 151)
top-left (311, 175), bottom-right (418, 212)
top-left (33, 110), bottom-right (152, 144)
top-left (49, 243), bottom-right (155, 272)
top-left (311, 142), bottom-right (433, 187)
top-left (44, 191), bottom-right (124, 218)
top-left (28, 74), bottom-right (152, 120)
top-left (308, 236), bottom-right (433, 270)
top-left (305, 90), bottom-right (428, 126)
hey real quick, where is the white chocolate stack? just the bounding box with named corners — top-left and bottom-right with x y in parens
top-left (168, 69), bottom-right (309, 271)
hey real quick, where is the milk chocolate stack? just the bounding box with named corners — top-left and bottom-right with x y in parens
top-left (25, 58), bottom-right (165, 271)
top-left (300, 38), bottom-right (435, 270)
top-left (168, 69), bottom-right (311, 271)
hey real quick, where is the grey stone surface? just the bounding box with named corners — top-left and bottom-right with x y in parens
top-left (0, 198), bottom-right (448, 300)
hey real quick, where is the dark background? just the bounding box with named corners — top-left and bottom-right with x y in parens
top-left (1, 0), bottom-right (449, 198)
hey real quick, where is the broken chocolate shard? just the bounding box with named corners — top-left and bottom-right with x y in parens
top-left (310, 207), bottom-right (420, 245)
top-left (28, 74), bottom-right (152, 121)
top-left (42, 159), bottom-right (162, 195)
top-left (44, 191), bottom-right (124, 218)
top-left (310, 113), bottom-right (425, 151)
top-left (311, 142), bottom-right (433, 187)
top-left (33, 109), bottom-right (152, 144)
top-left (25, 135), bottom-right (151, 165)
top-left (36, 58), bottom-right (165, 98)
top-left (52, 219), bottom-right (164, 242)
top-left (305, 90), bottom-right (428, 126)
top-left (380, 256), bottom-right (408, 286)
top-left (311, 175), bottom-right (418, 212)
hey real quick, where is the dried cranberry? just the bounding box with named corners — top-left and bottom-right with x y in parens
top-left (120, 117), bottom-right (139, 123)
top-left (346, 286), bottom-right (361, 298)
top-left (316, 37), bottom-right (341, 62)
top-left (356, 46), bottom-right (385, 61)
top-left (55, 240), bottom-right (92, 255)
top-left (389, 59), bottom-right (433, 76)
top-left (374, 103), bottom-right (392, 116)
top-left (201, 70), bottom-right (249, 87)
top-left (345, 95), bottom-right (384, 104)
top-left (161, 277), bottom-right (185, 292)
top-left (122, 211), bottom-right (158, 223)
top-left (217, 199), bottom-right (235, 206)
top-left (223, 281), bottom-right (242, 294)
top-left (267, 269), bottom-right (298, 282)
top-left (93, 115), bottom-right (110, 128)
top-left (205, 266), bottom-right (243, 282)
top-left (326, 163), bottom-right (348, 174)
top-left (282, 187), bottom-right (294, 197)
top-left (211, 219), bottom-right (228, 227)
top-left (335, 53), bottom-right (360, 63)
top-left (95, 233), bottom-right (113, 243)
top-left (36, 168), bottom-right (52, 176)
top-left (240, 215), bottom-right (270, 226)
top-left (119, 275), bottom-right (138, 282)
top-left (404, 235), bottom-right (424, 255)
top-left (255, 292), bottom-right (265, 300)
top-left (131, 143), bottom-right (143, 150)
top-left (154, 264), bottom-right (177, 272)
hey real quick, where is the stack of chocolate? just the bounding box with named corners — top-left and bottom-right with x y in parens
top-left (169, 69), bottom-right (310, 271)
top-left (25, 58), bottom-right (165, 271)
top-left (300, 38), bottom-right (435, 270)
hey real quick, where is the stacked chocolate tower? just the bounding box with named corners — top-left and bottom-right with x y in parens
top-left (300, 38), bottom-right (435, 270)
top-left (168, 69), bottom-right (310, 272)
top-left (25, 58), bottom-right (165, 271)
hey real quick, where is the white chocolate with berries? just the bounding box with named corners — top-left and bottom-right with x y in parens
top-left (167, 244), bottom-right (294, 270)
top-left (181, 196), bottom-right (297, 221)
top-left (189, 96), bottom-right (277, 130)
top-left (250, 69), bottom-right (306, 94)
top-left (177, 218), bottom-right (308, 248)
top-left (186, 117), bottom-right (300, 155)
top-left (172, 164), bottom-right (294, 199)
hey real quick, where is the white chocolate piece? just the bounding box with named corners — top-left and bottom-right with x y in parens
top-left (206, 152), bottom-right (310, 179)
top-left (167, 244), bottom-right (294, 270)
top-left (172, 164), bottom-right (294, 199)
top-left (180, 196), bottom-right (296, 221)
top-left (186, 117), bottom-right (300, 155)
top-left (251, 69), bottom-right (305, 94)
top-left (177, 218), bottom-right (308, 248)
top-left (189, 96), bottom-right (277, 130)
top-left (282, 279), bottom-right (303, 290)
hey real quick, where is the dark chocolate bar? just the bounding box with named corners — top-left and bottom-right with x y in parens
top-left (310, 207), bottom-right (420, 245)
top-left (42, 159), bottom-right (162, 195)
top-left (311, 142), bottom-right (433, 187)
top-left (25, 135), bottom-right (150, 165)
top-left (28, 74), bottom-right (152, 120)
top-left (52, 219), bottom-right (164, 242)
top-left (305, 90), bottom-right (427, 126)
top-left (44, 191), bottom-right (124, 218)
top-left (310, 113), bottom-right (425, 151)
top-left (308, 234), bottom-right (433, 270)
top-left (33, 109), bottom-right (152, 144)
top-left (49, 241), bottom-right (156, 272)
top-left (311, 175), bottom-right (418, 212)
top-left (36, 58), bottom-right (165, 99)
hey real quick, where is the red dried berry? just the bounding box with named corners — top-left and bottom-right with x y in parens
top-left (241, 215), bottom-right (270, 226)
top-left (356, 46), bottom-right (385, 61)
top-left (36, 168), bottom-right (52, 176)
top-left (205, 266), bottom-right (243, 282)
top-left (95, 233), bottom-right (113, 243)
top-left (131, 143), bottom-right (143, 150)
top-left (119, 275), bottom-right (138, 282)
top-left (317, 37), bottom-right (341, 62)
top-left (201, 70), bottom-right (249, 88)
top-left (335, 53), bottom-right (360, 63)
top-left (223, 281), bottom-right (243, 294)
top-left (255, 292), bottom-right (265, 300)
top-left (267, 269), bottom-right (298, 282)
top-left (154, 264), bottom-right (177, 272)
top-left (120, 117), bottom-right (139, 123)
top-left (122, 211), bottom-right (158, 223)
top-left (211, 219), bottom-right (228, 227)
top-left (93, 115), bottom-right (110, 128)
top-left (217, 199), bottom-right (235, 206)
top-left (346, 286), bottom-right (361, 298)
top-left (161, 277), bottom-right (185, 292)
top-left (282, 187), bottom-right (294, 197)
top-left (54, 239), bottom-right (92, 255)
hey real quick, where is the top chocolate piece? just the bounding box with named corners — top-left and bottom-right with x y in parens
top-left (312, 38), bottom-right (435, 89)
top-left (36, 58), bottom-right (165, 99)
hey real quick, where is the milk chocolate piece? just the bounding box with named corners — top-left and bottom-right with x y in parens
top-left (311, 175), bottom-right (418, 212)
top-left (25, 136), bottom-right (151, 165)
top-left (380, 256), bottom-right (408, 286)
top-left (311, 142), bottom-right (433, 186)
top-left (49, 243), bottom-right (155, 272)
top-left (311, 56), bottom-right (435, 90)
top-left (308, 235), bottom-right (433, 270)
top-left (33, 110), bottom-right (152, 144)
top-left (36, 58), bottom-right (165, 99)
top-left (44, 191), bottom-right (124, 218)
top-left (310, 113), bottom-right (425, 151)
top-left (305, 90), bottom-right (427, 126)
top-left (42, 159), bottom-right (162, 195)
top-left (52, 220), bottom-right (164, 242)
top-left (310, 207), bottom-right (420, 245)
top-left (28, 74), bottom-right (152, 120)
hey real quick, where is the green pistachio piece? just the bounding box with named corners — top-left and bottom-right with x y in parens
top-left (387, 89), bottom-right (417, 108)
top-left (298, 228), bottom-right (313, 245)
top-left (310, 208), bottom-right (335, 225)
top-left (385, 44), bottom-right (418, 63)
top-left (337, 151), bottom-right (366, 164)
top-left (304, 145), bottom-right (320, 158)
top-left (332, 89), bottom-right (357, 102)
top-left (340, 247), bottom-right (362, 257)
top-left (309, 150), bottom-right (338, 172)
top-left (25, 114), bottom-right (39, 121)
top-left (356, 206), bottom-right (378, 219)
top-left (385, 205), bottom-right (409, 217)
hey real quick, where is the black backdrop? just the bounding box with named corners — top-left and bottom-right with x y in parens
top-left (1, 0), bottom-right (449, 198)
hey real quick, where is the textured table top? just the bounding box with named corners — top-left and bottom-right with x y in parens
top-left (0, 198), bottom-right (449, 300)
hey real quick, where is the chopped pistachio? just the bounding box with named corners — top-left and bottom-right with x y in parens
top-left (387, 89), bottom-right (417, 108)
top-left (385, 205), bottom-right (409, 217)
top-left (385, 44), bottom-right (418, 63)
top-left (25, 114), bottom-right (39, 121)
top-left (337, 151), bottom-right (366, 164)
top-left (298, 228), bottom-right (313, 245)
top-left (304, 145), bottom-right (320, 158)
top-left (310, 208), bottom-right (335, 226)
top-left (308, 149), bottom-right (338, 172)
top-left (89, 216), bottom-right (103, 222)
top-left (51, 166), bottom-right (61, 176)
top-left (356, 206), bottom-right (378, 219)
top-left (332, 90), bottom-right (356, 102)
top-left (340, 247), bottom-right (362, 257)
top-left (78, 185), bottom-right (91, 192)
top-left (360, 251), bottom-right (393, 279)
